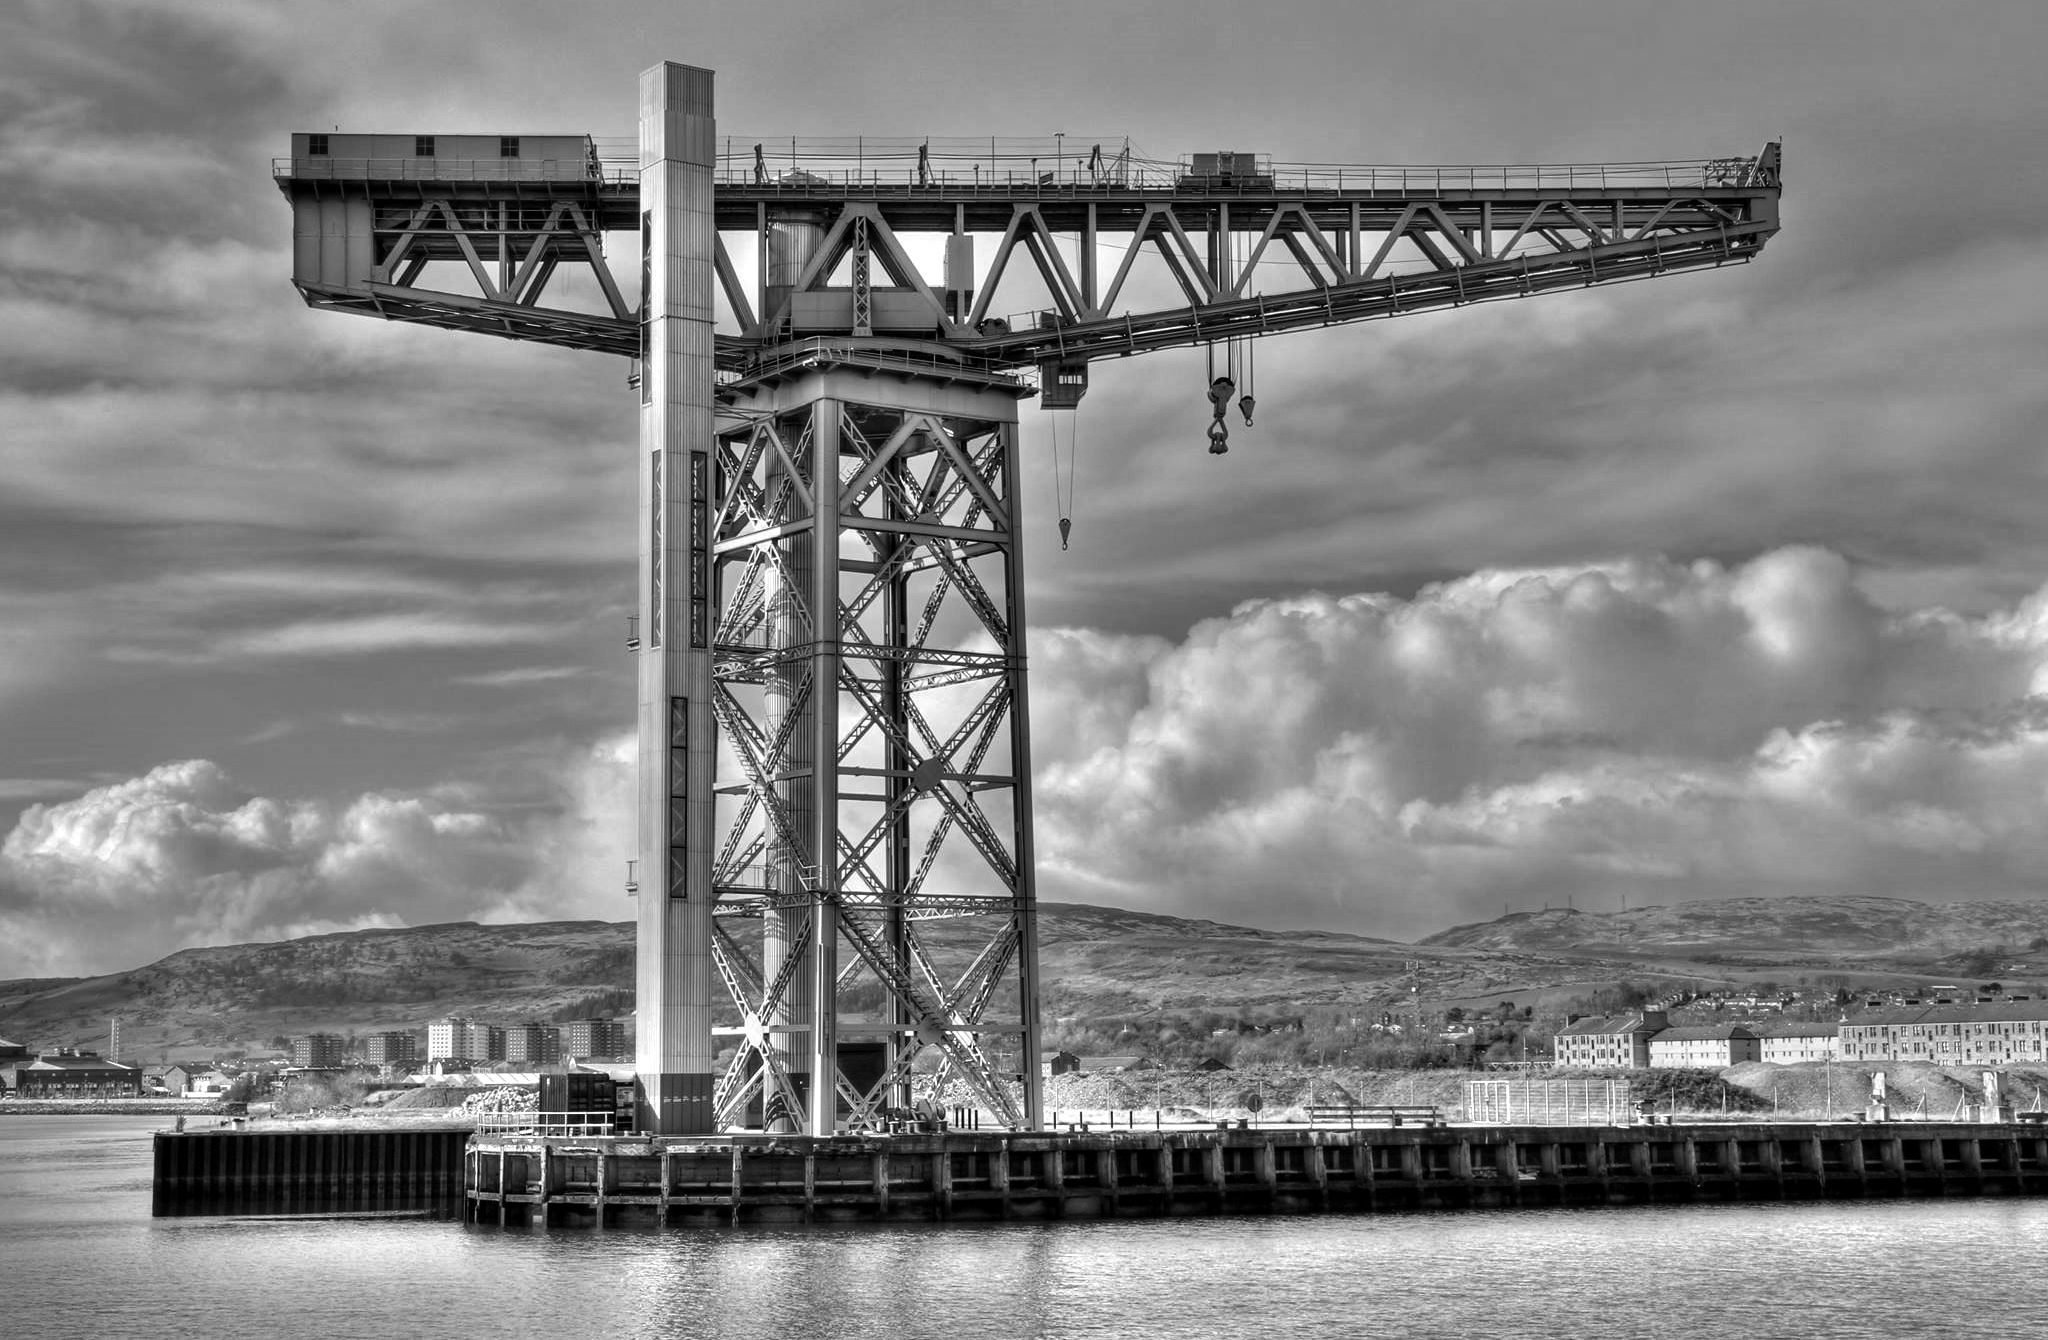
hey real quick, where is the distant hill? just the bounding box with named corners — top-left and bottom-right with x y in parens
top-left (8, 894), bottom-right (2047, 1057)
top-left (0, 902), bottom-right (1415, 1057)
top-left (1421, 895), bottom-right (2048, 962)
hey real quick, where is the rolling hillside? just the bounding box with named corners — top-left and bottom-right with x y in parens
top-left (7, 894), bottom-right (2048, 1058)
top-left (1422, 896), bottom-right (2048, 963)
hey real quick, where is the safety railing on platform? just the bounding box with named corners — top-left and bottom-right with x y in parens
top-left (474, 1111), bottom-right (617, 1137)
top-left (685, 136), bottom-right (1765, 196)
top-left (282, 148), bottom-right (1768, 198)
top-left (275, 157), bottom-right (630, 184)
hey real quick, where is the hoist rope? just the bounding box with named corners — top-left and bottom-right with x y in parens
top-left (1050, 408), bottom-right (1079, 549)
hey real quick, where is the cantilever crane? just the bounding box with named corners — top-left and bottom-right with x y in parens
top-left (277, 63), bottom-right (1781, 1137)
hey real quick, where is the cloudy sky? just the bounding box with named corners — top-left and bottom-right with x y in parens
top-left (4, 0), bottom-right (2047, 976)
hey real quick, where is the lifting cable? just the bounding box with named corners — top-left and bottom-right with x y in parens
top-left (1202, 226), bottom-right (1259, 452)
top-left (1050, 404), bottom-right (1080, 550)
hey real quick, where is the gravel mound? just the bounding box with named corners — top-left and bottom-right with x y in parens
top-left (457, 1087), bottom-right (539, 1115)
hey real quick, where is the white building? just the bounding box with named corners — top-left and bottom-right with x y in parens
top-left (1757, 1022), bottom-right (1840, 1064)
top-left (1647, 1024), bottom-right (1761, 1068)
top-left (427, 1017), bottom-right (505, 1063)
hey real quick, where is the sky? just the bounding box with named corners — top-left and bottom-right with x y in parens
top-left (3, 0), bottom-right (2048, 976)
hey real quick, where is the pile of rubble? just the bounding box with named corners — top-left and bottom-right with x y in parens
top-left (455, 1086), bottom-right (540, 1115)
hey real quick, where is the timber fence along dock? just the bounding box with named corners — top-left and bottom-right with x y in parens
top-left (153, 1120), bottom-right (2048, 1225)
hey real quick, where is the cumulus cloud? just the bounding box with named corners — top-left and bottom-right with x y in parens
top-left (12, 546), bottom-right (2048, 974)
top-left (0, 752), bottom-right (625, 977)
top-left (1029, 547), bottom-right (2048, 938)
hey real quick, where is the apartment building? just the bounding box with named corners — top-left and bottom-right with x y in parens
top-left (1554, 1011), bottom-right (1668, 1069)
top-left (427, 1017), bottom-right (507, 1063)
top-left (1648, 1024), bottom-right (1761, 1068)
top-left (290, 1034), bottom-right (347, 1068)
top-left (1840, 1003), bottom-right (2048, 1066)
top-left (562, 1018), bottom-right (628, 1060)
top-left (363, 1032), bottom-right (418, 1067)
top-left (1757, 1022), bottom-right (1841, 1064)
top-left (504, 1022), bottom-right (562, 1066)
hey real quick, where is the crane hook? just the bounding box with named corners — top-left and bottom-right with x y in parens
top-left (1238, 393), bottom-right (1256, 427)
top-left (1207, 419), bottom-right (1230, 454)
top-left (1058, 515), bottom-right (1072, 550)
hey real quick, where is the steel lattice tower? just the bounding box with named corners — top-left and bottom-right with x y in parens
top-left (278, 61), bottom-right (1781, 1135)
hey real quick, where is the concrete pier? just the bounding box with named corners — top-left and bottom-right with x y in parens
top-left (463, 1120), bottom-right (2048, 1227)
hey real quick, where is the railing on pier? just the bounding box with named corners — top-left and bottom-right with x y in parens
top-left (1465, 1078), bottom-right (1632, 1126)
top-left (473, 1111), bottom-right (616, 1138)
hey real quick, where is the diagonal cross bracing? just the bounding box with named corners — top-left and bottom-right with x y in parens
top-left (703, 366), bottom-right (1042, 1133)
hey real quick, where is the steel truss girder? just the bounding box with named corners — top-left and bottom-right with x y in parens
top-left (701, 370), bottom-right (1042, 1133)
top-left (279, 155), bottom-right (1780, 372)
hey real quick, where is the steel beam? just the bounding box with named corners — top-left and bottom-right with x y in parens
top-left (278, 145), bottom-right (1781, 375)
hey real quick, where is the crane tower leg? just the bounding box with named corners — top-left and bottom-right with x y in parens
top-left (710, 363), bottom-right (1045, 1135)
top-left (633, 62), bottom-right (719, 1135)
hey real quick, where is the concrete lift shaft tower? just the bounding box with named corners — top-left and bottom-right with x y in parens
top-left (279, 63), bottom-right (1782, 1136)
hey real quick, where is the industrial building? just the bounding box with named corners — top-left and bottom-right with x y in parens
top-left (15, 1049), bottom-right (143, 1098)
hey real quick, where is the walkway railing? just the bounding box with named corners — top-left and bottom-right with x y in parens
top-left (474, 1111), bottom-right (616, 1137)
top-left (275, 156), bottom-right (629, 184)
top-left (280, 148), bottom-right (1769, 198)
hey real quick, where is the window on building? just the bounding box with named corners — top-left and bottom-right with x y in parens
top-left (308, 134), bottom-right (329, 156)
top-left (500, 136), bottom-right (520, 158)
top-left (415, 135), bottom-right (436, 158)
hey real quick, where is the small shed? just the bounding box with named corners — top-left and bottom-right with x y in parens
top-left (1040, 1050), bottom-right (1081, 1077)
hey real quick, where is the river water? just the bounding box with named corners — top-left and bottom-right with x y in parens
top-left (7, 1114), bottom-right (2048, 1338)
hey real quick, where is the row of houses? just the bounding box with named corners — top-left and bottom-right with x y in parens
top-left (1555, 1010), bottom-right (1838, 1069)
top-left (1838, 1003), bottom-right (2048, 1067)
top-left (1559, 1002), bottom-right (2048, 1069)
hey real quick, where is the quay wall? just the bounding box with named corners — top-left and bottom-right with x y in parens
top-left (151, 1120), bottom-right (2048, 1224)
top-left (467, 1120), bottom-right (2048, 1227)
top-left (153, 1128), bottom-right (470, 1217)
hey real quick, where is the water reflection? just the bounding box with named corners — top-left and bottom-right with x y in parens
top-left (8, 1118), bottom-right (2048, 1340)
